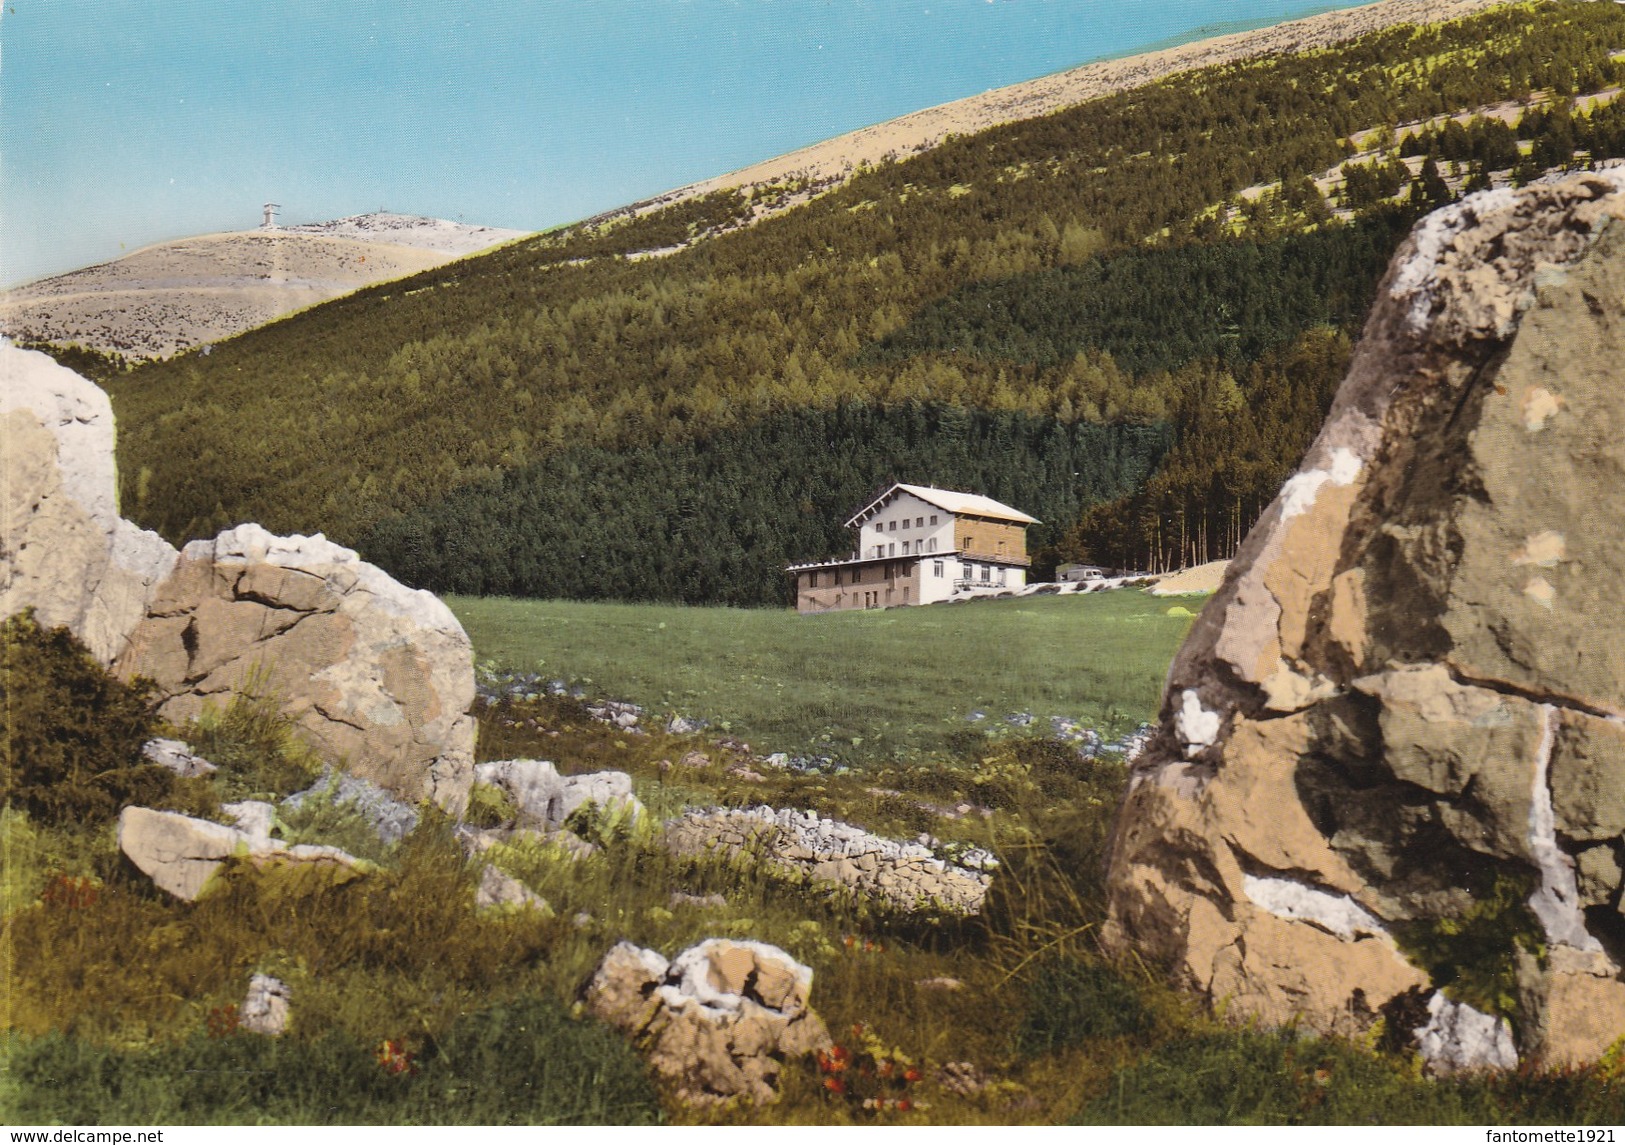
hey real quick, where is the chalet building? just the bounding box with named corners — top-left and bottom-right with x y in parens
top-left (787, 483), bottom-right (1039, 614)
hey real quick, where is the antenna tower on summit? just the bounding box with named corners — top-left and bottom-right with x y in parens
top-left (261, 202), bottom-right (281, 229)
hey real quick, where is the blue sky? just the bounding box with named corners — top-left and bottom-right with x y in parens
top-left (3, 0), bottom-right (1350, 287)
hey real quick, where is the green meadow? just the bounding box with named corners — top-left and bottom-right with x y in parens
top-left (447, 589), bottom-right (1201, 761)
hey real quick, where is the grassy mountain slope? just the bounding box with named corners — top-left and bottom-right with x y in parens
top-left (103, 1), bottom-right (1625, 602)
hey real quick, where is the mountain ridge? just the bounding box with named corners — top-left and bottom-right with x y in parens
top-left (0, 212), bottom-right (529, 361)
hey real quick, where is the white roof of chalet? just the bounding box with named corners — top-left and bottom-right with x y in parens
top-left (845, 483), bottom-right (1040, 527)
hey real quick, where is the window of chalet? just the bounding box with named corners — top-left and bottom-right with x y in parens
top-left (933, 561), bottom-right (944, 577)
top-left (930, 514), bottom-right (938, 525)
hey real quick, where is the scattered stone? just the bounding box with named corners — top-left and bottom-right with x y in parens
top-left (586, 699), bottom-right (644, 733)
top-left (677, 751), bottom-right (713, 770)
top-left (282, 768), bottom-right (420, 846)
top-left (670, 891), bottom-right (728, 910)
top-left (239, 974), bottom-right (291, 1037)
top-left (582, 938), bottom-right (831, 1106)
top-left (119, 805), bottom-right (361, 901)
top-left (474, 865), bottom-right (551, 913)
top-left (667, 715), bottom-right (705, 735)
top-left (914, 976), bottom-right (966, 992)
top-left (725, 765), bottom-right (768, 783)
top-left (666, 805), bottom-right (991, 914)
top-left (935, 1060), bottom-right (985, 1096)
top-left (140, 738), bottom-right (217, 778)
top-left (1101, 173), bottom-right (1625, 1065)
top-left (472, 759), bottom-right (644, 832)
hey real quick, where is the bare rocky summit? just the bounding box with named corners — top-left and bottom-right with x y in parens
top-left (1101, 171), bottom-right (1625, 1071)
top-left (1, 213), bottom-right (528, 360)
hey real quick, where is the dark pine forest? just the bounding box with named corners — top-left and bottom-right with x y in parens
top-left (100, 1), bottom-right (1625, 602)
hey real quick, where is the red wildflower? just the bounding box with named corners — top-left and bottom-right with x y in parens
top-left (824, 1076), bottom-right (846, 1095)
top-left (376, 1038), bottom-right (418, 1076)
top-left (902, 1066), bottom-right (923, 1083)
top-left (206, 1004), bottom-right (240, 1039)
top-left (42, 874), bottom-right (99, 909)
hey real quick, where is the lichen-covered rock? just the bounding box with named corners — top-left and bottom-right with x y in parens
top-left (472, 759), bottom-right (643, 831)
top-left (666, 805), bottom-right (991, 914)
top-left (0, 342), bottom-right (177, 663)
top-left (115, 524), bottom-right (475, 812)
top-left (282, 769), bottom-right (421, 846)
top-left (583, 938), bottom-right (831, 1105)
top-left (118, 805), bottom-right (361, 900)
top-left (1101, 172), bottom-right (1625, 1069)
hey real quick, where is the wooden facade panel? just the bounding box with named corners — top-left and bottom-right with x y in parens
top-left (954, 516), bottom-right (1030, 564)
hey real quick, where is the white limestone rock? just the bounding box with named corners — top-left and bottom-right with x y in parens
top-left (0, 342), bottom-right (177, 663)
top-left (239, 974), bottom-right (292, 1036)
top-left (118, 805), bottom-right (362, 901)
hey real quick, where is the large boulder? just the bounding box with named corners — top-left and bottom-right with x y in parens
top-left (1, 343), bottom-right (477, 813)
top-left (115, 524), bottom-right (476, 812)
top-left (583, 938), bottom-right (831, 1105)
top-left (1101, 172), bottom-right (1625, 1070)
top-left (0, 342), bottom-right (177, 663)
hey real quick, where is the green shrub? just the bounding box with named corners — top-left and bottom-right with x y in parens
top-left (398, 995), bottom-right (662, 1124)
top-left (6, 996), bottom-right (661, 1125)
top-left (464, 781), bottom-right (519, 829)
top-left (1075, 1029), bottom-right (1468, 1125)
top-left (1392, 872), bottom-right (1546, 1022)
top-left (1018, 958), bottom-right (1154, 1052)
top-left (276, 773), bottom-right (399, 865)
top-left (183, 692), bottom-right (324, 802)
top-left (0, 610), bottom-right (180, 823)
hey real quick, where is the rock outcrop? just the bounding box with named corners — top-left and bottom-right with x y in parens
top-left (115, 524), bottom-right (475, 811)
top-left (119, 805), bottom-right (362, 900)
top-left (583, 938), bottom-right (831, 1105)
top-left (0, 342), bottom-right (177, 663)
top-left (1, 343), bottom-right (478, 813)
top-left (666, 805), bottom-right (992, 915)
top-left (1102, 172), bottom-right (1625, 1070)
